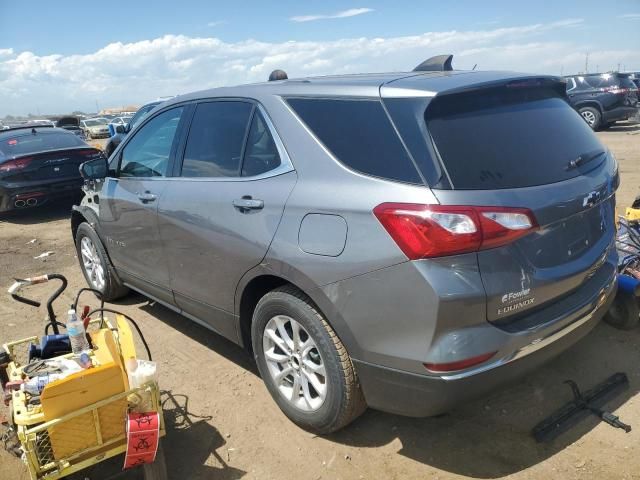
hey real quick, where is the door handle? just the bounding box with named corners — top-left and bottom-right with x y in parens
top-left (137, 191), bottom-right (157, 203)
top-left (233, 196), bottom-right (264, 213)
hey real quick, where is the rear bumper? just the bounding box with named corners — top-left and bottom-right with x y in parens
top-left (603, 106), bottom-right (638, 122)
top-left (354, 280), bottom-right (616, 417)
top-left (0, 178), bottom-right (83, 212)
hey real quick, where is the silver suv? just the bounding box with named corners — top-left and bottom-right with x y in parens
top-left (73, 62), bottom-right (618, 433)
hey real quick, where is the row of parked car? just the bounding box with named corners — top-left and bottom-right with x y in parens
top-left (564, 71), bottom-right (640, 130)
top-left (0, 58), bottom-right (637, 433)
top-left (1, 114), bottom-right (134, 139)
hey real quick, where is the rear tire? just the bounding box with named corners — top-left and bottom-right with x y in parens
top-left (75, 222), bottom-right (129, 301)
top-left (604, 291), bottom-right (639, 330)
top-left (579, 107), bottom-right (601, 130)
top-left (251, 285), bottom-right (366, 434)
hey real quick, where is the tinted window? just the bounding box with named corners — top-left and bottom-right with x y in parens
top-left (241, 111), bottom-right (281, 177)
top-left (574, 77), bottom-right (591, 90)
top-left (427, 87), bottom-right (604, 189)
top-left (584, 75), bottom-right (618, 89)
top-left (120, 107), bottom-right (183, 178)
top-left (619, 77), bottom-right (637, 89)
top-left (287, 98), bottom-right (421, 184)
top-left (0, 131), bottom-right (84, 157)
top-left (181, 101), bottom-right (253, 178)
top-left (129, 103), bottom-right (160, 130)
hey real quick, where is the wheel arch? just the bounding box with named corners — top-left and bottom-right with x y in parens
top-left (71, 205), bottom-right (120, 276)
top-left (575, 100), bottom-right (603, 114)
top-left (235, 266), bottom-right (359, 357)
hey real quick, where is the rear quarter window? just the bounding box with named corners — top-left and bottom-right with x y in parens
top-left (286, 98), bottom-right (422, 184)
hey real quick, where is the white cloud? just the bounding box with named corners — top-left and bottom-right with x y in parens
top-left (290, 8), bottom-right (374, 23)
top-left (1, 19), bottom-right (638, 116)
top-left (618, 13), bottom-right (640, 19)
top-left (207, 20), bottom-right (226, 27)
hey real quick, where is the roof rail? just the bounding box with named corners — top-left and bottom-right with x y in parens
top-left (413, 54), bottom-right (454, 72)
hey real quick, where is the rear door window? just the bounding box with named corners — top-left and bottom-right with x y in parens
top-left (181, 101), bottom-right (253, 178)
top-left (286, 98), bottom-right (422, 184)
top-left (426, 87), bottom-right (604, 189)
top-left (584, 75), bottom-right (617, 89)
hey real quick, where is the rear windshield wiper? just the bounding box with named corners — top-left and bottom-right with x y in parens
top-left (567, 150), bottom-right (606, 170)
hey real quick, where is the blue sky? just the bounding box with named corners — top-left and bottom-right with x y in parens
top-left (1, 0), bottom-right (639, 115)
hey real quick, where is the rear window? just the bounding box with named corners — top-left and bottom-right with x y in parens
top-left (0, 131), bottom-right (85, 158)
top-left (619, 77), bottom-right (637, 90)
top-left (427, 87), bottom-right (604, 189)
top-left (287, 98), bottom-right (422, 184)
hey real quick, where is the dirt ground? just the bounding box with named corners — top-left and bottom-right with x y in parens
top-left (1, 123), bottom-right (639, 480)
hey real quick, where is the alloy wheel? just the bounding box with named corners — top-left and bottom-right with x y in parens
top-left (262, 315), bottom-right (327, 412)
top-left (581, 110), bottom-right (596, 126)
top-left (80, 236), bottom-right (105, 291)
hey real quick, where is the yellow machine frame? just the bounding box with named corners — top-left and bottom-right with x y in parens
top-left (3, 317), bottom-right (165, 480)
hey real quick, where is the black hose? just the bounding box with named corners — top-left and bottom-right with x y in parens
top-left (86, 308), bottom-right (152, 361)
top-left (73, 287), bottom-right (104, 311)
top-left (44, 274), bottom-right (68, 334)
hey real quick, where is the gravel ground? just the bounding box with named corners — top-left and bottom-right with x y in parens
top-left (0, 123), bottom-right (639, 480)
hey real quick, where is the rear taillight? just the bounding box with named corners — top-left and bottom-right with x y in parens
top-left (424, 351), bottom-right (497, 373)
top-left (77, 149), bottom-right (102, 159)
top-left (373, 203), bottom-right (537, 259)
top-left (601, 86), bottom-right (628, 95)
top-left (0, 156), bottom-right (33, 173)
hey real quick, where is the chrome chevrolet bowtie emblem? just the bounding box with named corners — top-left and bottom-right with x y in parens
top-left (583, 191), bottom-right (601, 208)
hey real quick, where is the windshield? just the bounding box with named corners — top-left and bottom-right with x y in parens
top-left (0, 131), bottom-right (85, 158)
top-left (128, 104), bottom-right (159, 130)
top-left (84, 119), bottom-right (106, 127)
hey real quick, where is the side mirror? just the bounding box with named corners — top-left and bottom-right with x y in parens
top-left (79, 157), bottom-right (109, 181)
top-left (115, 125), bottom-right (126, 134)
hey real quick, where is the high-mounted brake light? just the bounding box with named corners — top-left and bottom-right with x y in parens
top-left (373, 203), bottom-right (537, 259)
top-left (0, 156), bottom-right (34, 173)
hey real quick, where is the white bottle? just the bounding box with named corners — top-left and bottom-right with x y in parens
top-left (21, 373), bottom-right (66, 395)
top-left (67, 308), bottom-right (90, 355)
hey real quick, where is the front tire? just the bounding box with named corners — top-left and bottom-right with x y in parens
top-left (75, 223), bottom-right (129, 301)
top-left (604, 291), bottom-right (639, 330)
top-left (579, 106), bottom-right (601, 130)
top-left (252, 285), bottom-right (366, 434)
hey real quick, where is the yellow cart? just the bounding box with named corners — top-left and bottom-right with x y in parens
top-left (2, 274), bottom-right (167, 479)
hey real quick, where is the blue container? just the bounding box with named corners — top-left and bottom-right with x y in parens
top-left (618, 274), bottom-right (640, 296)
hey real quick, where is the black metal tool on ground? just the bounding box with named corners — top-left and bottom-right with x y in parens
top-left (533, 372), bottom-right (631, 443)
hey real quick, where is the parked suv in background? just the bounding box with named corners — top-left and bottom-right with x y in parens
top-left (73, 60), bottom-right (618, 433)
top-left (565, 72), bottom-right (639, 130)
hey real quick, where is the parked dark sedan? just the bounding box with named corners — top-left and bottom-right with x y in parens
top-left (0, 126), bottom-right (104, 212)
top-left (564, 72), bottom-right (639, 130)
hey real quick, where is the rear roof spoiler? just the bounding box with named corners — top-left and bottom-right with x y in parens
top-left (413, 54), bottom-right (454, 72)
top-left (2, 124), bottom-right (55, 133)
